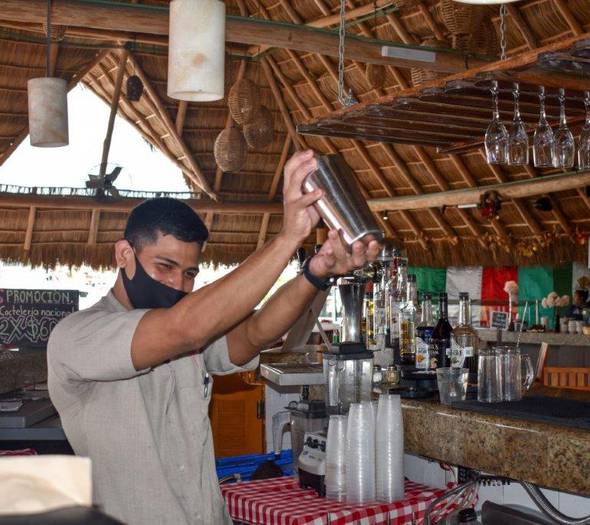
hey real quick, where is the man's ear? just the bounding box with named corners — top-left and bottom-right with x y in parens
top-left (114, 239), bottom-right (134, 269)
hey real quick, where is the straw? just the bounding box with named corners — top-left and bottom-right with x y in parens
top-left (516, 300), bottom-right (528, 350)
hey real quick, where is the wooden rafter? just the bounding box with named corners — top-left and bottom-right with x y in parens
top-left (1, 0), bottom-right (482, 72)
top-left (100, 49), bottom-right (128, 178)
top-left (367, 170), bottom-right (590, 211)
top-left (175, 101), bottom-right (188, 136)
top-left (87, 62), bottom-right (199, 181)
top-left (23, 206), bottom-right (36, 252)
top-left (88, 209), bottom-right (100, 245)
top-left (0, 193), bottom-right (282, 214)
top-left (257, 135), bottom-right (292, 249)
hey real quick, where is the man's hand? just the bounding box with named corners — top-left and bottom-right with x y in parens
top-left (279, 150), bottom-right (322, 246)
top-left (309, 230), bottom-right (381, 278)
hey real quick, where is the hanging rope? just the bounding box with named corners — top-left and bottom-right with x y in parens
top-left (46, 0), bottom-right (52, 76)
top-left (337, 0), bottom-right (356, 108)
top-left (499, 4), bottom-right (508, 61)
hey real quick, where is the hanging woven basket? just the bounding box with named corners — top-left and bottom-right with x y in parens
top-left (410, 38), bottom-right (446, 87)
top-left (365, 63), bottom-right (387, 89)
top-left (243, 106), bottom-right (274, 149)
top-left (214, 127), bottom-right (247, 172)
top-left (470, 22), bottom-right (499, 56)
top-left (228, 78), bottom-right (259, 126)
top-left (440, 0), bottom-right (485, 35)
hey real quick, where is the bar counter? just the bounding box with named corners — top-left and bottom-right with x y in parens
top-left (402, 397), bottom-right (590, 497)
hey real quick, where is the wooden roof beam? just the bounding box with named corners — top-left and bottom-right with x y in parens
top-left (0, 193), bottom-right (282, 214)
top-left (1, 0), bottom-right (481, 72)
top-left (23, 206), bottom-right (36, 252)
top-left (367, 170), bottom-right (590, 212)
top-left (506, 4), bottom-right (538, 49)
top-left (553, 0), bottom-right (583, 36)
top-left (257, 135), bottom-right (292, 249)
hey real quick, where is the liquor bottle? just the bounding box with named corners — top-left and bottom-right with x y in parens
top-left (388, 259), bottom-right (407, 357)
top-left (416, 293), bottom-right (435, 370)
top-left (373, 263), bottom-right (386, 351)
top-left (364, 280), bottom-right (376, 349)
top-left (399, 274), bottom-right (417, 365)
top-left (451, 292), bottom-right (478, 376)
top-left (432, 292), bottom-right (452, 368)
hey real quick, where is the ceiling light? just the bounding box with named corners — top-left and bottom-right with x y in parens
top-left (167, 0), bottom-right (225, 102)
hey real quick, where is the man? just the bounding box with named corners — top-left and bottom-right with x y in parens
top-left (47, 150), bottom-right (380, 525)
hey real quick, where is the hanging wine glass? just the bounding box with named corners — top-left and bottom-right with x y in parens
top-left (533, 86), bottom-right (555, 168)
top-left (554, 88), bottom-right (575, 169)
top-left (485, 80), bottom-right (508, 165)
top-left (578, 91), bottom-right (590, 170)
top-left (507, 82), bottom-right (529, 166)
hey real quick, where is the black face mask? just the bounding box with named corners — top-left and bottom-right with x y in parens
top-left (121, 252), bottom-right (188, 309)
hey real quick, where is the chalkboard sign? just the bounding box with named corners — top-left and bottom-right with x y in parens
top-left (490, 310), bottom-right (509, 329)
top-left (0, 289), bottom-right (79, 347)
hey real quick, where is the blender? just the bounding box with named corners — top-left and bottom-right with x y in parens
top-left (324, 277), bottom-right (374, 415)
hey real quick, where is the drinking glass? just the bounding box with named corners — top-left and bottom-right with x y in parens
top-left (436, 367), bottom-right (468, 405)
top-left (477, 347), bottom-right (503, 403)
top-left (501, 346), bottom-right (534, 401)
top-left (554, 88), bottom-right (575, 169)
top-left (507, 82), bottom-right (529, 166)
top-left (533, 86), bottom-right (555, 168)
top-left (485, 80), bottom-right (508, 165)
top-left (578, 91), bottom-right (590, 170)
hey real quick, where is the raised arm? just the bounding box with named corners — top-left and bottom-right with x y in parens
top-left (129, 150), bottom-right (323, 370)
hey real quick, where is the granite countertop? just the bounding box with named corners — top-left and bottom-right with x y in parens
top-left (402, 398), bottom-right (590, 497)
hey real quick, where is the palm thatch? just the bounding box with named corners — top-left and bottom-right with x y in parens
top-left (0, 0), bottom-right (588, 269)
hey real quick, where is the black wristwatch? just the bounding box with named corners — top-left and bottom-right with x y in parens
top-left (301, 257), bottom-right (331, 291)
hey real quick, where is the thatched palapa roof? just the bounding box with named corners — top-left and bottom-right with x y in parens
top-left (0, 0), bottom-right (590, 269)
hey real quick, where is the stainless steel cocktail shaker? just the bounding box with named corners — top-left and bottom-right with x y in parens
top-left (303, 154), bottom-right (384, 246)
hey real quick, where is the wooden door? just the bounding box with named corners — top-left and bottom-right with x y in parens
top-left (209, 372), bottom-right (265, 458)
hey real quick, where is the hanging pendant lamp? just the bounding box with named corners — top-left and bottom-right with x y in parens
top-left (167, 0), bottom-right (226, 102)
top-left (28, 0), bottom-right (68, 147)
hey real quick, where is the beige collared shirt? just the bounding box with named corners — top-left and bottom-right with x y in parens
top-left (48, 291), bottom-right (258, 525)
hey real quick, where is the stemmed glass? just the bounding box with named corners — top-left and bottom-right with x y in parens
top-left (578, 91), bottom-right (590, 170)
top-left (554, 88), bottom-right (575, 169)
top-left (485, 80), bottom-right (508, 165)
top-left (533, 86), bottom-right (555, 168)
top-left (507, 82), bottom-right (529, 166)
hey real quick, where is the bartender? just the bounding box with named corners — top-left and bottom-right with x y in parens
top-left (47, 150), bottom-right (380, 525)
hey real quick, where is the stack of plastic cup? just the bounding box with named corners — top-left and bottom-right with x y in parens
top-left (325, 415), bottom-right (348, 501)
top-left (375, 393), bottom-right (405, 503)
top-left (345, 401), bottom-right (376, 504)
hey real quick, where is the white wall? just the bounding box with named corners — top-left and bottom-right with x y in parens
top-left (404, 453), bottom-right (590, 519)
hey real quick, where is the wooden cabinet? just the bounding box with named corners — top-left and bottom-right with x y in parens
top-left (209, 372), bottom-right (265, 458)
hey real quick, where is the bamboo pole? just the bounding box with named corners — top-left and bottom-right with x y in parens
top-left (23, 207), bottom-right (36, 252)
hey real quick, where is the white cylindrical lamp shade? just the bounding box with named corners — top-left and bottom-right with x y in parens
top-left (167, 0), bottom-right (226, 102)
top-left (27, 77), bottom-right (69, 147)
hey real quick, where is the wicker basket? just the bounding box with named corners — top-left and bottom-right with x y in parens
top-left (410, 38), bottom-right (446, 87)
top-left (243, 106), bottom-right (274, 149)
top-left (214, 127), bottom-right (248, 172)
top-left (470, 22), bottom-right (499, 56)
top-left (440, 0), bottom-right (485, 35)
top-left (365, 63), bottom-right (386, 89)
top-left (228, 78), bottom-right (259, 126)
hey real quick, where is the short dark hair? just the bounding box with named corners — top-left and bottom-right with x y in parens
top-left (124, 198), bottom-right (208, 250)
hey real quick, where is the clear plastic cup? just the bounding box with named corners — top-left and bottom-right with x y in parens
top-left (345, 402), bottom-right (375, 504)
top-left (325, 415), bottom-right (347, 501)
top-left (375, 394), bottom-right (405, 502)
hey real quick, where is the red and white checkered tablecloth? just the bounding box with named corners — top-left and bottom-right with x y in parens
top-left (221, 476), bottom-right (461, 525)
